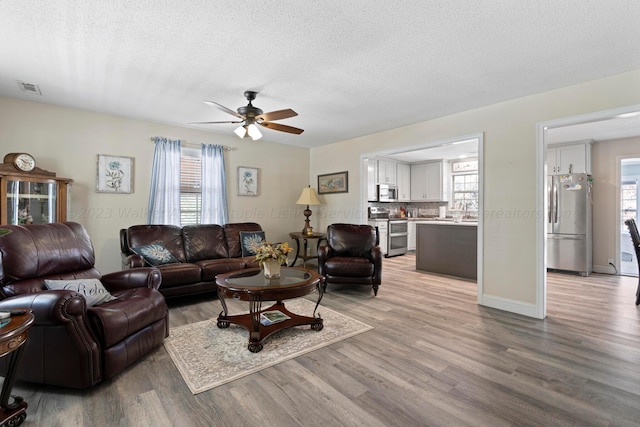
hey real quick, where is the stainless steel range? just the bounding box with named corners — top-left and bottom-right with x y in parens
top-left (368, 207), bottom-right (407, 257)
top-left (387, 218), bottom-right (408, 257)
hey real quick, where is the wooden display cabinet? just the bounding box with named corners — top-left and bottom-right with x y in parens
top-left (0, 154), bottom-right (73, 225)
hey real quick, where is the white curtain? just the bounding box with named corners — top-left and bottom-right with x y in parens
top-left (147, 137), bottom-right (182, 225)
top-left (201, 144), bottom-right (229, 224)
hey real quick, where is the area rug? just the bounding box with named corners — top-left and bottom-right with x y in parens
top-left (164, 298), bottom-right (373, 394)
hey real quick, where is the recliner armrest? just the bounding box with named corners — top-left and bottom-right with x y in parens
top-left (101, 268), bottom-right (162, 291)
top-left (121, 253), bottom-right (146, 269)
top-left (0, 290), bottom-right (87, 324)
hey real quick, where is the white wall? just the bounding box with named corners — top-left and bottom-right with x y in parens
top-left (0, 96), bottom-right (310, 273)
top-left (591, 136), bottom-right (640, 272)
top-left (310, 69), bottom-right (640, 315)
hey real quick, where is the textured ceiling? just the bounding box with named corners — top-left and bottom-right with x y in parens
top-left (1, 1), bottom-right (640, 148)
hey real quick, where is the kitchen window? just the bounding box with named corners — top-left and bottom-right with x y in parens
top-left (451, 159), bottom-right (478, 212)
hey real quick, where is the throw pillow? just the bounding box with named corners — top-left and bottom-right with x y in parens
top-left (240, 231), bottom-right (266, 257)
top-left (44, 278), bottom-right (117, 307)
top-left (131, 242), bottom-right (179, 266)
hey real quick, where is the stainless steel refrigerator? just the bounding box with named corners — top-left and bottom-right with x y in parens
top-left (547, 173), bottom-right (593, 276)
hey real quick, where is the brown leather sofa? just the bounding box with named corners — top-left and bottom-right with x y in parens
top-left (120, 222), bottom-right (262, 298)
top-left (318, 223), bottom-right (382, 295)
top-left (0, 222), bottom-right (168, 389)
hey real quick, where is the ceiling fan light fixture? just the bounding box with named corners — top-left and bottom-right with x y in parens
top-left (234, 125), bottom-right (247, 138)
top-left (247, 123), bottom-right (262, 140)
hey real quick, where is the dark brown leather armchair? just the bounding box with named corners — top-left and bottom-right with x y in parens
top-left (0, 222), bottom-right (168, 389)
top-left (318, 223), bottom-right (382, 296)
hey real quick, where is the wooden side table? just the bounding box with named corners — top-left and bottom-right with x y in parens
top-left (0, 310), bottom-right (34, 427)
top-left (288, 232), bottom-right (327, 267)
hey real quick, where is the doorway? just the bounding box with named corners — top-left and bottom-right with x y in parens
top-left (538, 104), bottom-right (640, 318)
top-left (620, 158), bottom-right (640, 276)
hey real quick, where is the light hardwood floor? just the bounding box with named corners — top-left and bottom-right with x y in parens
top-left (11, 254), bottom-right (640, 426)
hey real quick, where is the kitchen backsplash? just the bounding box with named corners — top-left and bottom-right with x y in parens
top-left (368, 201), bottom-right (448, 218)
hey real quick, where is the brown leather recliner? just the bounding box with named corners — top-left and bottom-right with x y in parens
top-left (318, 223), bottom-right (382, 296)
top-left (0, 222), bottom-right (168, 389)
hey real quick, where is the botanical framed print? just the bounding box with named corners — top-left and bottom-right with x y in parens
top-left (318, 171), bottom-right (348, 194)
top-left (238, 166), bottom-right (259, 196)
top-left (96, 155), bottom-right (134, 193)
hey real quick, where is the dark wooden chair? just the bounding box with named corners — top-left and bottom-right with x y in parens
top-left (624, 218), bottom-right (640, 305)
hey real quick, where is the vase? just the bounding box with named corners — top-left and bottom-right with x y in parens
top-left (263, 259), bottom-right (282, 279)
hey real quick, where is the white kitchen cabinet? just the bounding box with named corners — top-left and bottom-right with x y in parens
top-left (366, 158), bottom-right (378, 201)
top-left (368, 219), bottom-right (387, 255)
top-left (547, 141), bottom-right (592, 174)
top-left (410, 161), bottom-right (448, 201)
top-left (377, 159), bottom-right (397, 185)
top-left (396, 163), bottom-right (410, 201)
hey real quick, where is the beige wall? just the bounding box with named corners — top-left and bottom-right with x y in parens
top-left (3, 68), bottom-right (640, 316)
top-left (310, 69), bottom-right (640, 313)
top-left (592, 136), bottom-right (640, 272)
top-left (0, 96), bottom-right (310, 273)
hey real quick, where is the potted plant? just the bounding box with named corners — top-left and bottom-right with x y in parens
top-left (254, 242), bottom-right (293, 279)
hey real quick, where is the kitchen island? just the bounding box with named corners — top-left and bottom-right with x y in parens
top-left (415, 221), bottom-right (477, 280)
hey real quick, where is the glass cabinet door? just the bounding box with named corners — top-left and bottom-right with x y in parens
top-left (6, 180), bottom-right (57, 225)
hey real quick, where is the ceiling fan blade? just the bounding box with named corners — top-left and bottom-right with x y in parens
top-left (203, 100), bottom-right (244, 119)
top-left (256, 109), bottom-right (298, 122)
top-left (260, 121), bottom-right (304, 134)
top-left (189, 120), bottom-right (243, 125)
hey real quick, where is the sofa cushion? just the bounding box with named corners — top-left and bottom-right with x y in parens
top-left (87, 287), bottom-right (167, 348)
top-left (44, 278), bottom-right (117, 306)
top-left (183, 224), bottom-right (229, 262)
top-left (239, 231), bottom-right (266, 257)
top-left (223, 223), bottom-right (263, 258)
top-left (154, 262), bottom-right (203, 289)
top-left (324, 257), bottom-right (375, 277)
top-left (197, 258), bottom-right (249, 281)
top-left (126, 225), bottom-right (186, 262)
top-left (131, 242), bottom-right (180, 266)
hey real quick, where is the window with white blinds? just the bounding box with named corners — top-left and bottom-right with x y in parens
top-left (180, 149), bottom-right (201, 225)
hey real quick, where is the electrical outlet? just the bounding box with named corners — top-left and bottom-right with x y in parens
top-left (608, 258), bottom-right (614, 265)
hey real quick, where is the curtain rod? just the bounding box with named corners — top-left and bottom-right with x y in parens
top-left (149, 137), bottom-right (233, 151)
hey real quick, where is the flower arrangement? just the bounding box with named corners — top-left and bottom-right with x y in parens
top-left (254, 242), bottom-right (293, 267)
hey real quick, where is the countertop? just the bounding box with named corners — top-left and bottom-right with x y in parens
top-left (368, 217), bottom-right (478, 226)
top-left (414, 220), bottom-right (477, 226)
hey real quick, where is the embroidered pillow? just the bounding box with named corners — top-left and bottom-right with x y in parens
top-left (131, 242), bottom-right (179, 266)
top-left (240, 231), bottom-right (266, 257)
top-left (44, 278), bottom-right (117, 307)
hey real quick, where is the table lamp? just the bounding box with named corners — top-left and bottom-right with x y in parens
top-left (296, 185), bottom-right (321, 235)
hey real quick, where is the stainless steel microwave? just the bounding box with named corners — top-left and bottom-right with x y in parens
top-left (377, 184), bottom-right (398, 202)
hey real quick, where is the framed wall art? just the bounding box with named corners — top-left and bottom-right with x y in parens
top-left (318, 171), bottom-right (348, 194)
top-left (238, 166), bottom-right (259, 196)
top-left (96, 154), bottom-right (134, 193)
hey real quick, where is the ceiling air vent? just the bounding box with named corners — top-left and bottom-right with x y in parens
top-left (16, 80), bottom-right (42, 95)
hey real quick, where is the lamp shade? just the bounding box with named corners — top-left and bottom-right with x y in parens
top-left (296, 186), bottom-right (321, 205)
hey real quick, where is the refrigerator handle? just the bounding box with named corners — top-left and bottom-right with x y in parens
top-left (554, 181), bottom-right (559, 223)
top-left (548, 180), bottom-right (553, 223)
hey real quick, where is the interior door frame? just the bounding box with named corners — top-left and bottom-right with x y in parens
top-left (536, 103), bottom-right (640, 318)
top-left (359, 132), bottom-right (484, 302)
top-left (618, 156), bottom-right (640, 275)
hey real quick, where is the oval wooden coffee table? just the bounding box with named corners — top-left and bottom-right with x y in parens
top-left (216, 267), bottom-right (324, 353)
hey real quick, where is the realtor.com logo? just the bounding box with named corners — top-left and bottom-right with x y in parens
top-left (482, 209), bottom-right (579, 221)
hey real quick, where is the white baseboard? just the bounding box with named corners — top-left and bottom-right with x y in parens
top-left (593, 264), bottom-right (617, 275)
top-left (479, 294), bottom-right (541, 319)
